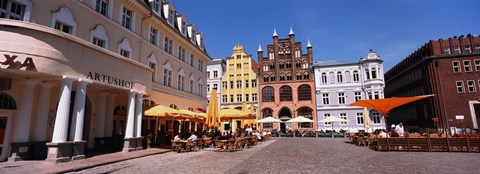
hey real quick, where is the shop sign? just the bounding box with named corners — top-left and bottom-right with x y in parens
top-left (1, 54), bottom-right (36, 69)
top-left (455, 115), bottom-right (464, 120)
top-left (87, 71), bottom-right (135, 89)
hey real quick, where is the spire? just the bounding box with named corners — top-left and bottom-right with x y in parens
top-left (257, 42), bottom-right (263, 52)
top-left (307, 37), bottom-right (312, 48)
top-left (273, 27), bottom-right (278, 37)
top-left (289, 25), bottom-right (294, 35)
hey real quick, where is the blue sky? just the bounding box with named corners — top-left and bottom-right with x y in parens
top-left (173, 0), bottom-right (480, 71)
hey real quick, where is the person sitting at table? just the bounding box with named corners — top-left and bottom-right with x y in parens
top-left (173, 134), bottom-right (182, 142)
top-left (188, 132), bottom-right (197, 141)
top-left (378, 130), bottom-right (388, 138)
top-left (389, 124), bottom-right (399, 137)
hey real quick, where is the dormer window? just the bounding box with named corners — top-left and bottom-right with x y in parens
top-left (168, 10), bottom-right (174, 26)
top-left (182, 22), bottom-right (187, 36)
top-left (150, 0), bottom-right (161, 14)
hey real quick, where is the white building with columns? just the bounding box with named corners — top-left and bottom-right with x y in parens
top-left (312, 50), bottom-right (386, 132)
top-left (0, 0), bottom-right (210, 162)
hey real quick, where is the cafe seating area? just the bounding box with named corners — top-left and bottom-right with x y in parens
top-left (171, 135), bottom-right (266, 153)
top-left (351, 132), bottom-right (480, 153)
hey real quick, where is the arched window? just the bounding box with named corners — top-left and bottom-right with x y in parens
top-left (0, 93), bottom-right (16, 110)
top-left (286, 74), bottom-right (292, 80)
top-left (337, 71), bottom-right (343, 83)
top-left (296, 61), bottom-right (301, 68)
top-left (279, 86), bottom-right (292, 101)
top-left (303, 72), bottom-right (309, 80)
top-left (114, 105), bottom-right (127, 116)
top-left (321, 72), bottom-right (327, 84)
top-left (142, 99), bottom-right (155, 107)
top-left (298, 107), bottom-right (313, 128)
top-left (298, 85), bottom-right (311, 101)
top-left (286, 62), bottom-right (292, 68)
top-left (118, 37), bottom-right (132, 58)
top-left (279, 62), bottom-right (284, 69)
top-left (269, 64), bottom-right (275, 70)
top-left (263, 75), bottom-right (269, 82)
top-left (296, 73), bottom-right (302, 80)
top-left (51, 7), bottom-right (77, 35)
top-left (353, 70), bottom-right (359, 82)
top-left (279, 75), bottom-right (285, 81)
top-left (262, 108), bottom-right (273, 128)
top-left (148, 53), bottom-right (157, 82)
top-left (169, 104), bottom-right (178, 109)
top-left (262, 86), bottom-right (274, 102)
top-left (90, 24), bottom-right (109, 48)
top-left (188, 107), bottom-right (194, 111)
top-left (270, 75), bottom-right (276, 81)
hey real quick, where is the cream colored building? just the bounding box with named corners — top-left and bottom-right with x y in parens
top-left (0, 0), bottom-right (210, 162)
top-left (220, 44), bottom-right (259, 132)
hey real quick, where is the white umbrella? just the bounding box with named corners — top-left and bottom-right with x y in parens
top-left (256, 117), bottom-right (282, 123)
top-left (286, 116), bottom-right (314, 137)
top-left (318, 116), bottom-right (348, 138)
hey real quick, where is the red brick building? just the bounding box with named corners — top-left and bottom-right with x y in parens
top-left (385, 35), bottom-right (480, 132)
top-left (257, 27), bottom-right (317, 132)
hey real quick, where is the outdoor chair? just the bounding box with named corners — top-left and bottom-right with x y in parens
top-left (171, 140), bottom-right (183, 153)
top-left (226, 140), bottom-right (237, 152)
top-left (186, 140), bottom-right (197, 152)
top-left (357, 135), bottom-right (366, 146)
top-left (203, 138), bottom-right (212, 148)
top-left (214, 140), bottom-right (224, 152)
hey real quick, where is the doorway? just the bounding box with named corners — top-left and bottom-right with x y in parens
top-left (474, 104), bottom-right (480, 129)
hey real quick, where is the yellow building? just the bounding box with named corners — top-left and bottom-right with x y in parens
top-left (220, 44), bottom-right (259, 132)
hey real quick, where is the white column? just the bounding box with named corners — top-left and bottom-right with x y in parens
top-left (105, 94), bottom-right (116, 137)
top-left (12, 81), bottom-right (38, 142)
top-left (73, 80), bottom-right (91, 141)
top-left (124, 91), bottom-right (136, 138)
top-left (32, 83), bottom-right (55, 141)
top-left (52, 77), bottom-right (75, 143)
top-left (95, 93), bottom-right (108, 138)
top-left (135, 93), bottom-right (143, 137)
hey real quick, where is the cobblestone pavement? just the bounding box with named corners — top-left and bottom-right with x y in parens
top-left (69, 138), bottom-right (480, 174)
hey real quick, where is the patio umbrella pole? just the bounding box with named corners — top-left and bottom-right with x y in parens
top-left (332, 123), bottom-right (334, 138)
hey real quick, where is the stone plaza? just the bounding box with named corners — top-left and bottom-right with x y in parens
top-left (60, 138), bottom-right (480, 174)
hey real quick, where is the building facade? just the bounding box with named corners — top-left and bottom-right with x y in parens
top-left (312, 50), bottom-right (386, 132)
top-left (258, 27), bottom-right (317, 132)
top-left (206, 59), bottom-right (226, 108)
top-left (220, 44), bottom-right (259, 131)
top-left (385, 35), bottom-right (480, 132)
top-left (0, 0), bottom-right (210, 162)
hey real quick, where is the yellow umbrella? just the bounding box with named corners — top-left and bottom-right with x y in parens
top-left (363, 107), bottom-right (371, 132)
top-left (144, 105), bottom-right (183, 118)
top-left (207, 88), bottom-right (219, 128)
top-left (219, 108), bottom-right (254, 122)
top-left (242, 106), bottom-right (257, 128)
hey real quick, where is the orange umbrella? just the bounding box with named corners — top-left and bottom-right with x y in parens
top-left (207, 88), bottom-right (219, 127)
top-left (349, 94), bottom-right (434, 116)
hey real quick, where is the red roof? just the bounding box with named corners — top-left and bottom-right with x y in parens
top-left (251, 59), bottom-right (259, 74)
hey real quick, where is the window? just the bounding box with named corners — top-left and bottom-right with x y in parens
top-left (452, 61), bottom-right (460, 73)
top-left (252, 94), bottom-right (257, 101)
top-left (120, 49), bottom-right (130, 58)
top-left (245, 80), bottom-right (249, 88)
top-left (262, 86), bottom-right (274, 102)
top-left (279, 86), bottom-right (292, 101)
top-left (207, 71), bottom-right (210, 78)
top-left (149, 62), bottom-right (156, 82)
top-left (222, 95), bottom-right (227, 103)
top-left (251, 80), bottom-right (257, 88)
top-left (371, 68), bottom-right (377, 79)
top-left (322, 93), bottom-right (329, 105)
top-left (149, 27), bottom-right (158, 46)
top-left (303, 73), bottom-right (309, 80)
top-left (237, 81), bottom-right (242, 88)
top-left (372, 112), bottom-right (381, 124)
top-left (230, 95), bottom-right (234, 102)
top-left (150, 0), bottom-right (161, 14)
top-left (190, 54), bottom-right (195, 67)
top-left (206, 84), bottom-right (210, 93)
top-left (468, 80), bottom-right (476, 93)
top-left (222, 82), bottom-right (227, 89)
top-left (167, 10), bottom-right (174, 25)
top-left (213, 83), bottom-right (218, 90)
top-left (92, 37), bottom-right (105, 48)
top-left (464, 60), bottom-right (471, 72)
top-left (163, 68), bottom-right (172, 87)
top-left (95, 0), bottom-right (109, 17)
top-left (213, 71), bottom-right (218, 78)
top-left (353, 71), bottom-right (359, 82)
top-left (338, 92), bottom-right (345, 104)
top-left (298, 85), bottom-right (311, 101)
top-left (54, 21), bottom-right (72, 34)
top-left (443, 47), bottom-right (451, 55)
top-left (178, 46), bottom-right (185, 61)
top-left (356, 113), bottom-right (364, 124)
top-left (121, 7), bottom-right (133, 30)
top-left (337, 72), bottom-right (343, 83)
top-left (321, 73), bottom-right (327, 84)
top-left (465, 45), bottom-right (472, 53)
top-left (230, 81), bottom-right (233, 89)
top-left (176, 71), bottom-right (185, 90)
top-left (262, 109), bottom-right (273, 128)
top-left (475, 44), bottom-right (480, 53)
top-left (340, 113), bottom-right (347, 125)
top-left (198, 83), bottom-right (203, 96)
top-left (456, 81), bottom-right (464, 93)
top-left (0, 0), bottom-right (25, 20)
top-left (245, 94), bottom-right (249, 102)
top-left (324, 114), bottom-right (331, 126)
top-left (475, 60), bottom-right (480, 71)
top-left (237, 63), bottom-right (241, 69)
top-left (453, 46), bottom-right (461, 54)
top-left (354, 92), bottom-right (362, 101)
top-left (374, 92), bottom-right (380, 99)
top-left (365, 69), bottom-right (370, 80)
top-left (164, 37), bottom-right (173, 54)
top-left (189, 80), bottom-right (194, 93)
top-left (298, 107), bottom-right (313, 128)
top-left (198, 60), bottom-right (204, 72)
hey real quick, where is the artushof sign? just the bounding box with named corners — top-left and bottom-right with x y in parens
top-left (87, 71), bottom-right (135, 89)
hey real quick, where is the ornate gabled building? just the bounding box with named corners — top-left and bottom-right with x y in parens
top-left (258, 27), bottom-right (317, 132)
top-left (220, 44), bottom-right (259, 131)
